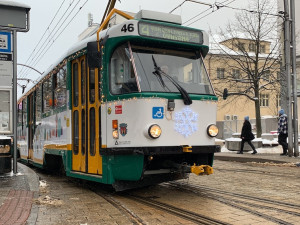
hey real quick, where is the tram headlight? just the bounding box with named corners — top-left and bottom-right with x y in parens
top-left (148, 124), bottom-right (162, 139)
top-left (112, 130), bottom-right (119, 139)
top-left (207, 124), bottom-right (218, 137)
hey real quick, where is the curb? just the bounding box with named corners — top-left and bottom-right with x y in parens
top-left (18, 163), bottom-right (40, 225)
top-left (214, 155), bottom-right (288, 164)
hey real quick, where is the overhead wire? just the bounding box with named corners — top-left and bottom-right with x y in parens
top-left (30, 0), bottom-right (84, 69)
top-left (33, 0), bottom-right (90, 68)
top-left (20, 0), bottom-right (82, 80)
top-left (169, 0), bottom-right (187, 13)
top-left (20, 0), bottom-right (78, 79)
top-left (18, 0), bottom-right (67, 78)
top-left (214, 2), bottom-right (282, 18)
top-left (184, 0), bottom-right (236, 27)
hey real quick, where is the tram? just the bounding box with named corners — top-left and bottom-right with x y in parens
top-left (17, 9), bottom-right (220, 190)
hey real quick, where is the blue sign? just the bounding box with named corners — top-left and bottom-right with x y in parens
top-left (152, 107), bottom-right (164, 119)
top-left (0, 31), bottom-right (12, 53)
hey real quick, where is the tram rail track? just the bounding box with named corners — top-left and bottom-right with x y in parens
top-left (90, 183), bottom-right (231, 225)
top-left (120, 193), bottom-right (231, 225)
top-left (165, 181), bottom-right (300, 224)
top-left (216, 168), bottom-right (300, 178)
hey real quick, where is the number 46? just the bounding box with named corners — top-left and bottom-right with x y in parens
top-left (121, 24), bottom-right (134, 32)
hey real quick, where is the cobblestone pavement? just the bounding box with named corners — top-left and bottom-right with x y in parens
top-left (31, 160), bottom-right (300, 225)
top-left (0, 164), bottom-right (39, 225)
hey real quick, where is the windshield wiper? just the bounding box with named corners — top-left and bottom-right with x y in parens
top-left (152, 56), bottom-right (192, 105)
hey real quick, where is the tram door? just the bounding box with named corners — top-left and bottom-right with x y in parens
top-left (72, 56), bottom-right (102, 174)
top-left (28, 94), bottom-right (34, 160)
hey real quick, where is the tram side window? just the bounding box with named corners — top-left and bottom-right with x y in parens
top-left (73, 63), bottom-right (79, 107)
top-left (89, 68), bottom-right (95, 103)
top-left (90, 108), bottom-right (95, 156)
top-left (81, 60), bottom-right (86, 105)
top-left (23, 99), bottom-right (27, 128)
top-left (18, 103), bottom-right (22, 125)
top-left (110, 46), bottom-right (137, 94)
top-left (43, 78), bottom-right (53, 115)
top-left (82, 110), bottom-right (85, 155)
top-left (54, 67), bottom-right (67, 109)
top-left (35, 86), bottom-right (42, 124)
top-left (52, 73), bottom-right (57, 108)
top-left (73, 110), bottom-right (79, 155)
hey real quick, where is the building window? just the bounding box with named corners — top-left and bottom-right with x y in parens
top-left (262, 70), bottom-right (270, 81)
top-left (237, 42), bottom-right (245, 51)
top-left (260, 45), bottom-right (266, 53)
top-left (260, 94), bottom-right (269, 107)
top-left (277, 71), bottom-right (281, 80)
top-left (232, 69), bottom-right (240, 79)
top-left (249, 43), bottom-right (256, 52)
top-left (217, 68), bottom-right (225, 79)
top-left (276, 94), bottom-right (281, 107)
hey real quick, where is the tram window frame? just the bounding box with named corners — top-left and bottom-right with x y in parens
top-left (22, 99), bottom-right (27, 128)
top-left (73, 63), bottom-right (79, 107)
top-left (73, 110), bottom-right (79, 155)
top-left (42, 77), bottom-right (53, 115)
top-left (52, 73), bottom-right (57, 108)
top-left (35, 85), bottom-right (42, 124)
top-left (89, 108), bottom-right (95, 156)
top-left (81, 109), bottom-right (85, 156)
top-left (81, 60), bottom-right (86, 105)
top-left (89, 68), bottom-right (95, 103)
top-left (54, 67), bottom-right (67, 109)
top-left (18, 103), bottom-right (22, 125)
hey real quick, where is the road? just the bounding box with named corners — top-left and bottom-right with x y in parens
top-left (32, 160), bottom-right (300, 225)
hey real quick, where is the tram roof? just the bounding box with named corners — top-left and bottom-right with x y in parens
top-left (19, 16), bottom-right (209, 100)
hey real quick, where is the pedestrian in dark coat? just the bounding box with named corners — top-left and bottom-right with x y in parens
top-left (237, 116), bottom-right (257, 154)
top-left (278, 109), bottom-right (288, 156)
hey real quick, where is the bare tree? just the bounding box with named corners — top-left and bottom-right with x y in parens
top-left (210, 0), bottom-right (282, 137)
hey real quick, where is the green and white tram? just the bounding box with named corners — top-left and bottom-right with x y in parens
top-left (17, 9), bottom-right (220, 190)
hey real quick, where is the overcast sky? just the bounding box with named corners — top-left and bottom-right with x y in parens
top-left (15, 0), bottom-right (255, 92)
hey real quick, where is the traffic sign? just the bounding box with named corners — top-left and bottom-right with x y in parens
top-left (0, 31), bottom-right (11, 53)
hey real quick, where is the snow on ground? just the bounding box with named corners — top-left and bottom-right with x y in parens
top-left (221, 144), bottom-right (283, 154)
top-left (216, 136), bottom-right (284, 154)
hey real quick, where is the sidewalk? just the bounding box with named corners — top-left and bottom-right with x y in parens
top-left (0, 163), bottom-right (39, 225)
top-left (0, 153), bottom-right (299, 225)
top-left (215, 151), bottom-right (300, 164)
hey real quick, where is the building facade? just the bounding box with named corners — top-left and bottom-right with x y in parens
top-left (204, 37), bottom-right (281, 137)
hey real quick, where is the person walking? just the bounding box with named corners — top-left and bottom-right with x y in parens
top-left (278, 109), bottom-right (288, 156)
top-left (237, 116), bottom-right (257, 154)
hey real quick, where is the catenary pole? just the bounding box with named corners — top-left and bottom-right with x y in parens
top-left (13, 30), bottom-right (17, 174)
top-left (283, 0), bottom-right (293, 155)
top-left (290, 0), bottom-right (299, 157)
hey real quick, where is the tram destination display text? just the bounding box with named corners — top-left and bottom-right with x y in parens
top-left (138, 22), bottom-right (203, 44)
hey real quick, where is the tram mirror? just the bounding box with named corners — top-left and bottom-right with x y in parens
top-left (87, 41), bottom-right (101, 69)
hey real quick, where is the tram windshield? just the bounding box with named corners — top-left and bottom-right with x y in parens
top-left (110, 42), bottom-right (214, 96)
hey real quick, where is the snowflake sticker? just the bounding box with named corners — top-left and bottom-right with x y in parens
top-left (174, 107), bottom-right (198, 138)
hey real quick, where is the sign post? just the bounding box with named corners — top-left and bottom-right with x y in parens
top-left (0, 1), bottom-right (30, 174)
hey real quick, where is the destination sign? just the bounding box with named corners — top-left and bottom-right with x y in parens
top-left (138, 22), bottom-right (203, 44)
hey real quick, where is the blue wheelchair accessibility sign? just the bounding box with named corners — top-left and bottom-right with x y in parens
top-left (152, 107), bottom-right (164, 119)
